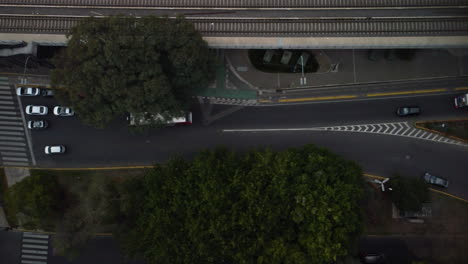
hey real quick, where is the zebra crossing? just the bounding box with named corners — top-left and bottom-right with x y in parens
top-left (318, 122), bottom-right (466, 146)
top-left (0, 76), bottom-right (33, 167)
top-left (21, 232), bottom-right (49, 264)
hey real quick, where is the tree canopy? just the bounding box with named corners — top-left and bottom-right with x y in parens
top-left (51, 15), bottom-right (214, 127)
top-left (117, 145), bottom-right (364, 264)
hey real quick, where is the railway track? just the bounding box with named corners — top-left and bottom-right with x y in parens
top-left (1, 0), bottom-right (468, 8)
top-left (1, 15), bottom-right (468, 36)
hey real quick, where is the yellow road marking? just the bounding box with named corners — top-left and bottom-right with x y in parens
top-left (258, 99), bottom-right (272, 103)
top-left (429, 188), bottom-right (468, 204)
top-left (278, 95), bottom-right (357, 103)
top-left (363, 173), bottom-right (386, 180)
top-left (454, 87), bottom-right (468, 91)
top-left (367, 88), bottom-right (447, 97)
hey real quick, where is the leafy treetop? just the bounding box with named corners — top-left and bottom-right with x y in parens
top-left (51, 15), bottom-right (214, 127)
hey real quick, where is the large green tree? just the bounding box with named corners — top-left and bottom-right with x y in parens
top-left (51, 15), bottom-right (214, 127)
top-left (117, 145), bottom-right (364, 264)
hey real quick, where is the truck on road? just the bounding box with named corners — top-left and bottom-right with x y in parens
top-left (454, 93), bottom-right (468, 108)
top-left (127, 112), bottom-right (192, 126)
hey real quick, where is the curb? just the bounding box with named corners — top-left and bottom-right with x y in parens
top-left (414, 119), bottom-right (468, 144)
top-left (0, 166), bottom-right (153, 170)
top-left (196, 96), bottom-right (259, 106)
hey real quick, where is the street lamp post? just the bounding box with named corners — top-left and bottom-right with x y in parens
top-left (22, 55), bottom-right (31, 85)
top-left (299, 55), bottom-right (307, 85)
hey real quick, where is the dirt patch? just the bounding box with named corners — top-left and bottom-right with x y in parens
top-left (364, 183), bottom-right (468, 263)
top-left (418, 120), bottom-right (468, 142)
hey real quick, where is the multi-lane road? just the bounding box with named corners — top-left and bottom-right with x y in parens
top-left (8, 85), bottom-right (466, 198)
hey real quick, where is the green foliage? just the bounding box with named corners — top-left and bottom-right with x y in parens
top-left (117, 145), bottom-right (364, 264)
top-left (4, 173), bottom-right (65, 230)
top-left (390, 175), bottom-right (429, 212)
top-left (51, 15), bottom-right (215, 128)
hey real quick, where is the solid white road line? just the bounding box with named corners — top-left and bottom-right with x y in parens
top-left (0, 131), bottom-right (25, 136)
top-left (21, 254), bottom-right (46, 260)
top-left (21, 260), bottom-right (47, 264)
top-left (21, 249), bottom-right (47, 255)
top-left (0, 146), bottom-right (26, 151)
top-left (1, 151), bottom-right (27, 157)
top-left (0, 135), bottom-right (24, 141)
top-left (2, 157), bottom-right (28, 162)
top-left (23, 244), bottom-right (48, 250)
top-left (0, 141), bottom-right (26, 146)
top-left (24, 233), bottom-right (49, 239)
top-left (0, 115), bottom-right (21, 119)
top-left (0, 120), bottom-right (22, 125)
top-left (22, 238), bottom-right (48, 244)
top-left (2, 161), bottom-right (29, 166)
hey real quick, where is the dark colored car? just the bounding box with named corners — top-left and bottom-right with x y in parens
top-left (396, 106), bottom-right (420, 117)
top-left (423, 172), bottom-right (449, 188)
top-left (27, 120), bottom-right (48, 130)
top-left (41, 89), bottom-right (54, 97)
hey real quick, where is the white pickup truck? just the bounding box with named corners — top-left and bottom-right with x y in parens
top-left (127, 112), bottom-right (192, 126)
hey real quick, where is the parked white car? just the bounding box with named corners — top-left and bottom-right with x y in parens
top-left (16, 87), bottom-right (41, 96)
top-left (25, 105), bottom-right (48, 115)
top-left (44, 145), bottom-right (66, 154)
top-left (53, 106), bottom-right (74, 116)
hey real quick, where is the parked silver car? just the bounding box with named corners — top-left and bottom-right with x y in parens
top-left (27, 120), bottom-right (48, 130)
top-left (423, 172), bottom-right (449, 188)
top-left (25, 105), bottom-right (48, 115)
top-left (53, 106), bottom-right (74, 116)
top-left (16, 87), bottom-right (41, 96)
top-left (44, 145), bottom-right (66, 154)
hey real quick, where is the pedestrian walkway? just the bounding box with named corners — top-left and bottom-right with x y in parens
top-left (0, 76), bottom-right (33, 167)
top-left (21, 232), bottom-right (49, 264)
top-left (318, 122), bottom-right (466, 146)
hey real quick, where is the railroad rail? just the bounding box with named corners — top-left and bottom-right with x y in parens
top-left (1, 0), bottom-right (468, 8)
top-left (1, 15), bottom-right (468, 37)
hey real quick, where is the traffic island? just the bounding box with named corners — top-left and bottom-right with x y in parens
top-left (415, 119), bottom-right (468, 144)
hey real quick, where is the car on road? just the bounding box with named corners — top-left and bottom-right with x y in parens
top-left (423, 172), bottom-right (449, 188)
top-left (16, 87), bottom-right (41, 96)
top-left (396, 106), bottom-right (420, 117)
top-left (41, 89), bottom-right (54, 97)
top-left (53, 106), bottom-right (74, 116)
top-left (44, 145), bottom-right (66, 154)
top-left (361, 253), bottom-right (386, 263)
top-left (25, 105), bottom-right (48, 115)
top-left (27, 120), bottom-right (48, 130)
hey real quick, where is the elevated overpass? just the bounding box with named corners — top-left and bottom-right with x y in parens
top-left (1, 0), bottom-right (468, 49)
top-left (1, 15), bottom-right (468, 50)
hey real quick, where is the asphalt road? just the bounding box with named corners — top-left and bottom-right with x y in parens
top-left (19, 92), bottom-right (468, 198)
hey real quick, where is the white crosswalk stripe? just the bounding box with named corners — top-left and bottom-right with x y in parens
top-left (0, 76), bottom-right (32, 166)
top-left (315, 122), bottom-right (466, 146)
top-left (21, 232), bottom-right (49, 264)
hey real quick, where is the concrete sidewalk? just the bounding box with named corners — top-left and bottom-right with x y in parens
top-left (226, 49), bottom-right (468, 91)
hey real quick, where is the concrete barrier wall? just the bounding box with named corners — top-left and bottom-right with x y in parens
top-left (1, 33), bottom-right (468, 49)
